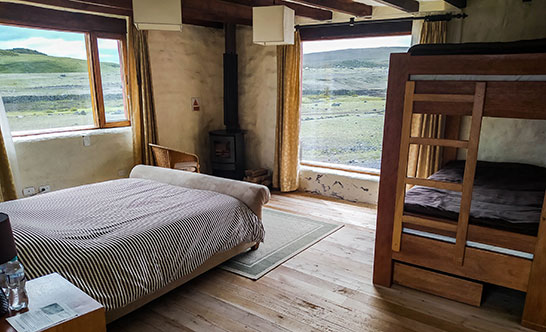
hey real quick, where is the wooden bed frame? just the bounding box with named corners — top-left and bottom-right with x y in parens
top-left (372, 52), bottom-right (546, 331)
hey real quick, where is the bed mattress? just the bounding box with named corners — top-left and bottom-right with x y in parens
top-left (0, 178), bottom-right (264, 312)
top-left (404, 161), bottom-right (546, 235)
top-left (408, 38), bottom-right (546, 56)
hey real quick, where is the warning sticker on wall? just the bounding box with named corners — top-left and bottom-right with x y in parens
top-left (191, 97), bottom-right (201, 112)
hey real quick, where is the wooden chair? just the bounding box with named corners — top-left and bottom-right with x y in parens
top-left (149, 143), bottom-right (200, 173)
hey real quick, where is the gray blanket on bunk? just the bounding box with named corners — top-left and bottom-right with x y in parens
top-left (0, 178), bottom-right (265, 312)
top-left (404, 161), bottom-right (546, 235)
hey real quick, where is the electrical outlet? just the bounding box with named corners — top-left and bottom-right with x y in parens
top-left (23, 187), bottom-right (36, 197)
top-left (82, 135), bottom-right (91, 147)
top-left (39, 185), bottom-right (51, 193)
top-left (118, 169), bottom-right (128, 177)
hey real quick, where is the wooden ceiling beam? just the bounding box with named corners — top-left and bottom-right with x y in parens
top-left (75, 0), bottom-right (132, 10)
top-left (227, 0), bottom-right (332, 21)
top-left (18, 0), bottom-right (132, 16)
top-left (372, 0), bottom-right (419, 13)
top-left (444, 0), bottom-right (467, 9)
top-left (183, 0), bottom-right (253, 26)
top-left (0, 2), bottom-right (126, 34)
top-left (182, 17), bottom-right (224, 29)
top-left (288, 0), bottom-right (372, 17)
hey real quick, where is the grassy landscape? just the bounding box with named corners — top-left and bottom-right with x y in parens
top-left (0, 48), bottom-right (125, 132)
top-left (1, 45), bottom-right (405, 169)
top-left (300, 46), bottom-right (408, 169)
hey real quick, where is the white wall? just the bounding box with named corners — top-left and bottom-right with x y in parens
top-left (237, 26), bottom-right (277, 171)
top-left (14, 127), bottom-right (134, 193)
top-left (148, 26), bottom-right (224, 174)
top-left (148, 26), bottom-right (278, 174)
top-left (449, 0), bottom-right (546, 168)
top-left (300, 166), bottom-right (379, 204)
top-left (451, 0), bottom-right (546, 43)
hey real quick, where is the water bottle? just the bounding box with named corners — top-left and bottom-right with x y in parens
top-left (5, 260), bottom-right (28, 311)
top-left (0, 263), bottom-right (8, 316)
top-left (0, 262), bottom-right (7, 295)
top-left (0, 257), bottom-right (15, 295)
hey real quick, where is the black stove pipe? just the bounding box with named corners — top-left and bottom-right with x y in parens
top-left (223, 23), bottom-right (239, 132)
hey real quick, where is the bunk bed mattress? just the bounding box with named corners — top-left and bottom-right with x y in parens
top-left (0, 178), bottom-right (265, 312)
top-left (404, 161), bottom-right (546, 235)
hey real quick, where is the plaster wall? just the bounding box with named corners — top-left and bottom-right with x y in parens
top-left (451, 0), bottom-right (546, 43)
top-left (147, 26), bottom-right (225, 173)
top-left (237, 26), bottom-right (277, 171)
top-left (14, 127), bottom-right (133, 193)
top-left (300, 166), bottom-right (379, 204)
top-left (449, 0), bottom-right (546, 168)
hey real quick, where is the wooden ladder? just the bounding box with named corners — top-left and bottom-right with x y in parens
top-left (391, 81), bottom-right (487, 265)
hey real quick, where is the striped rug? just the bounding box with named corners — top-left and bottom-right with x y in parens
top-left (221, 208), bottom-right (343, 280)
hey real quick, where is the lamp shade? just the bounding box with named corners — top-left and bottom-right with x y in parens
top-left (0, 213), bottom-right (16, 264)
top-left (253, 5), bottom-right (295, 46)
top-left (133, 0), bottom-right (183, 31)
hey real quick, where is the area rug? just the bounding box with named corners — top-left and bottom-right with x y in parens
top-left (221, 208), bottom-right (343, 280)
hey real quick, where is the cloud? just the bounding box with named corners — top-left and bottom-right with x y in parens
top-left (0, 25), bottom-right (82, 42)
top-left (0, 25), bottom-right (121, 63)
top-left (98, 39), bottom-right (121, 64)
top-left (0, 37), bottom-right (88, 59)
top-left (303, 35), bottom-right (412, 54)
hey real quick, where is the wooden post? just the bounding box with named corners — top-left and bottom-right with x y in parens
top-left (522, 192), bottom-right (546, 331)
top-left (372, 53), bottom-right (409, 287)
top-left (391, 81), bottom-right (415, 252)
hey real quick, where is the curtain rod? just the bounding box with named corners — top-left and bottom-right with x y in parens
top-left (295, 13), bottom-right (468, 30)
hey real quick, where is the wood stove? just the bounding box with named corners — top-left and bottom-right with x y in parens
top-left (210, 23), bottom-right (245, 180)
top-left (210, 130), bottom-right (245, 180)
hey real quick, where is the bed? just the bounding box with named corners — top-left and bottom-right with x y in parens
top-left (0, 165), bottom-right (270, 323)
top-left (405, 160), bottom-right (546, 236)
top-left (372, 42), bottom-right (546, 331)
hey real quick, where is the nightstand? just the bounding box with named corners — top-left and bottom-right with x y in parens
top-left (0, 273), bottom-right (106, 332)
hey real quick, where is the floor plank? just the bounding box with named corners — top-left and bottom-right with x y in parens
top-left (108, 192), bottom-right (532, 332)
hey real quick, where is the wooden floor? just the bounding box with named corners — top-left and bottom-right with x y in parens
top-left (108, 192), bottom-right (531, 332)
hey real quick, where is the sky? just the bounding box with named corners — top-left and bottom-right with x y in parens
top-left (0, 23), bottom-right (411, 61)
top-left (0, 24), bottom-right (120, 63)
top-left (303, 35), bottom-right (412, 54)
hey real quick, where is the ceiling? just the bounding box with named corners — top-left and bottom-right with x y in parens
top-left (18, 0), bottom-right (467, 28)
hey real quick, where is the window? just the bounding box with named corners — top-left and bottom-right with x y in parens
top-left (300, 35), bottom-right (411, 171)
top-left (0, 25), bottom-right (129, 136)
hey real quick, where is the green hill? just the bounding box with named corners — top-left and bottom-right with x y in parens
top-left (303, 46), bottom-right (408, 68)
top-left (302, 46), bottom-right (409, 92)
top-left (0, 48), bottom-right (120, 74)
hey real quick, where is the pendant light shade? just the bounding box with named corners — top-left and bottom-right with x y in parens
top-left (133, 0), bottom-right (183, 31)
top-left (253, 6), bottom-right (295, 46)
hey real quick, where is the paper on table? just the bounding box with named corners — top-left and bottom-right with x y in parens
top-left (6, 302), bottom-right (78, 332)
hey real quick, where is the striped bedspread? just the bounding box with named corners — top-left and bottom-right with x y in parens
top-left (0, 178), bottom-right (264, 311)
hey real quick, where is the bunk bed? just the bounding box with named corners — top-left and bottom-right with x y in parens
top-left (372, 41), bottom-right (546, 332)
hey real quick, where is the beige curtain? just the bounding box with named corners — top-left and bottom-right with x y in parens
top-left (407, 20), bottom-right (447, 179)
top-left (128, 24), bottom-right (157, 166)
top-left (0, 131), bottom-right (16, 202)
top-left (273, 32), bottom-right (302, 192)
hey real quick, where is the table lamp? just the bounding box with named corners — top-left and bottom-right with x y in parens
top-left (0, 213), bottom-right (16, 316)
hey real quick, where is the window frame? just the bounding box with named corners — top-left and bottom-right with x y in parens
top-left (87, 31), bottom-right (131, 130)
top-left (298, 31), bottom-right (412, 175)
top-left (300, 160), bottom-right (380, 177)
top-left (0, 24), bottom-right (130, 137)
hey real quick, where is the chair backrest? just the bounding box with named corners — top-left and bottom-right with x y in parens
top-left (149, 144), bottom-right (172, 168)
top-left (149, 143), bottom-right (200, 173)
